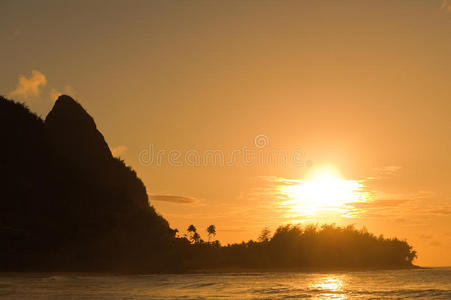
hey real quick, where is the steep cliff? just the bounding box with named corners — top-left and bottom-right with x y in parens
top-left (0, 95), bottom-right (177, 272)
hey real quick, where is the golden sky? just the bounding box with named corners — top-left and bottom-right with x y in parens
top-left (1, 0), bottom-right (451, 266)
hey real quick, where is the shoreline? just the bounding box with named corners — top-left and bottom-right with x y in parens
top-left (0, 265), bottom-right (426, 276)
top-left (186, 265), bottom-right (423, 274)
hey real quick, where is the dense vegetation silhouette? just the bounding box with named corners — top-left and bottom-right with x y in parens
top-left (0, 95), bottom-right (417, 272)
top-left (178, 224), bottom-right (417, 270)
top-left (0, 95), bottom-right (177, 272)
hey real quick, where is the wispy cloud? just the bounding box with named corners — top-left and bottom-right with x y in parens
top-left (347, 191), bottom-right (451, 221)
top-left (111, 145), bottom-right (128, 157)
top-left (425, 207), bottom-right (451, 216)
top-left (249, 174), bottom-right (447, 224)
top-left (149, 194), bottom-right (201, 204)
top-left (260, 176), bottom-right (302, 186)
top-left (442, 0), bottom-right (451, 13)
top-left (8, 70), bottom-right (47, 99)
top-left (349, 199), bottom-right (410, 209)
top-left (365, 166), bottom-right (403, 181)
top-left (375, 165), bottom-right (402, 176)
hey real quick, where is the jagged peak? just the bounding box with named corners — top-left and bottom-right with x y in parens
top-left (55, 94), bottom-right (77, 105)
top-left (52, 94), bottom-right (80, 110)
top-left (45, 95), bottom-right (94, 127)
top-left (45, 94), bottom-right (112, 161)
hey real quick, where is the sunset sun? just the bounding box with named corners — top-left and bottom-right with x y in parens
top-left (281, 165), bottom-right (369, 217)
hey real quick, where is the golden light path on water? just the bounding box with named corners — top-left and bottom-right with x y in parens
top-left (279, 165), bottom-right (370, 219)
top-left (310, 275), bottom-right (346, 300)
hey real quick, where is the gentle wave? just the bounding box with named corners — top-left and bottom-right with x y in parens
top-left (1, 268), bottom-right (451, 299)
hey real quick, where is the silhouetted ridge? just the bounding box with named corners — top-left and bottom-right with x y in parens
top-left (46, 95), bottom-right (112, 166)
top-left (0, 95), bottom-right (178, 272)
top-left (45, 95), bottom-right (149, 211)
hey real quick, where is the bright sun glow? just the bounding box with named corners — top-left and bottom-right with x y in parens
top-left (280, 165), bottom-right (369, 217)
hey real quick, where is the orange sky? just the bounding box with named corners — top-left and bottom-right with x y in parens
top-left (1, 0), bottom-right (451, 266)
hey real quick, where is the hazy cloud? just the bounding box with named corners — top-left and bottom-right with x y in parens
top-left (9, 70), bottom-right (47, 99)
top-left (378, 165), bottom-right (401, 174)
top-left (442, 0), bottom-right (451, 13)
top-left (371, 166), bottom-right (402, 179)
top-left (349, 199), bottom-right (410, 209)
top-left (259, 176), bottom-right (302, 186)
top-left (150, 194), bottom-right (200, 204)
top-left (111, 145), bottom-right (128, 157)
top-left (426, 207), bottom-right (451, 216)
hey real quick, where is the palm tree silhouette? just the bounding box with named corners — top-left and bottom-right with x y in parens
top-left (187, 224), bottom-right (198, 243)
top-left (207, 225), bottom-right (216, 243)
top-left (192, 232), bottom-right (201, 244)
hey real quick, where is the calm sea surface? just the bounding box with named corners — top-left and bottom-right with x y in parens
top-left (1, 268), bottom-right (451, 299)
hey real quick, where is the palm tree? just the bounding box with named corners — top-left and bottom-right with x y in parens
top-left (187, 224), bottom-right (197, 243)
top-left (207, 225), bottom-right (216, 243)
top-left (192, 232), bottom-right (201, 244)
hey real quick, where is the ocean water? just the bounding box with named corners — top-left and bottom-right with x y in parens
top-left (1, 268), bottom-right (451, 299)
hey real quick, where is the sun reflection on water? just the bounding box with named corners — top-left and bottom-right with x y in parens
top-left (310, 275), bottom-right (347, 300)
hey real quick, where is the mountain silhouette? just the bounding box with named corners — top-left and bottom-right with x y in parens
top-left (0, 95), bottom-right (177, 272)
top-left (46, 95), bottom-right (113, 165)
top-left (0, 95), bottom-right (417, 272)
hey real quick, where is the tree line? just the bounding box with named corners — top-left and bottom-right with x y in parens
top-left (174, 223), bottom-right (417, 270)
